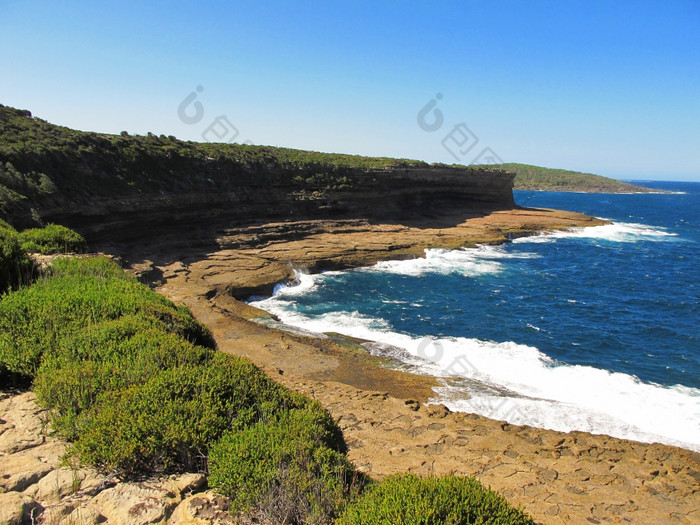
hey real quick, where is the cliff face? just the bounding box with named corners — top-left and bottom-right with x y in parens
top-left (0, 105), bottom-right (514, 244)
top-left (47, 166), bottom-right (515, 244)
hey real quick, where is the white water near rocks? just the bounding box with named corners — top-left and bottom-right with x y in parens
top-left (251, 204), bottom-right (700, 452)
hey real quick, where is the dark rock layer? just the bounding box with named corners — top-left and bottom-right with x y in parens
top-left (45, 167), bottom-right (515, 247)
top-left (0, 104), bottom-right (514, 246)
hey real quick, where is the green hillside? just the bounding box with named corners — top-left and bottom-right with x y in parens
top-left (0, 104), bottom-right (441, 226)
top-left (495, 163), bottom-right (657, 193)
top-left (1, 104), bottom-right (660, 231)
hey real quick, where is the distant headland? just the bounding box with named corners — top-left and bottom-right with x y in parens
top-left (497, 162), bottom-right (663, 193)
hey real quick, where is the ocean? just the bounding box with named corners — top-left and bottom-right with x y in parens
top-left (250, 181), bottom-right (700, 452)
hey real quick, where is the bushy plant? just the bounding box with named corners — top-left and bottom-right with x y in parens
top-left (336, 473), bottom-right (533, 525)
top-left (0, 219), bottom-right (34, 293)
top-left (18, 223), bottom-right (87, 254)
top-left (0, 256), bottom-right (213, 378)
top-left (209, 406), bottom-right (360, 524)
top-left (72, 353), bottom-right (305, 474)
top-left (33, 316), bottom-right (214, 438)
top-left (46, 254), bottom-right (126, 279)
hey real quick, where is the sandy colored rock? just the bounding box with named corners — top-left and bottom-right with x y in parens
top-left (0, 440), bottom-right (66, 492)
top-left (165, 473), bottom-right (208, 497)
top-left (0, 392), bottom-right (49, 454)
top-left (22, 466), bottom-right (105, 505)
top-left (168, 491), bottom-right (236, 524)
top-left (31, 474), bottom-right (204, 525)
top-left (71, 474), bottom-right (202, 524)
top-left (0, 491), bottom-right (39, 525)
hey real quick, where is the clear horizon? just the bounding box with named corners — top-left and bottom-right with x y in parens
top-left (1, 1), bottom-right (698, 181)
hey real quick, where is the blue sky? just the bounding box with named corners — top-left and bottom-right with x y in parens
top-left (1, 1), bottom-right (699, 180)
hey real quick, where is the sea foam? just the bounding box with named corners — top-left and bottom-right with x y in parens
top-left (512, 221), bottom-right (678, 244)
top-left (253, 285), bottom-right (700, 452)
top-left (364, 245), bottom-right (538, 277)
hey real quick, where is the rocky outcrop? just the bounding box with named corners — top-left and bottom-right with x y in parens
top-left (41, 166), bottom-right (515, 251)
top-left (0, 391), bottom-right (223, 524)
top-left (146, 207), bottom-right (606, 299)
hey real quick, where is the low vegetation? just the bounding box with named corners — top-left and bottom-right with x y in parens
top-left (337, 474), bottom-right (533, 525)
top-left (210, 406), bottom-right (363, 523)
top-left (18, 222), bottom-right (86, 254)
top-left (1, 220), bottom-right (86, 292)
top-left (0, 219), bottom-right (33, 292)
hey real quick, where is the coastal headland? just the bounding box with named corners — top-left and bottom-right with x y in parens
top-left (1, 105), bottom-right (698, 523)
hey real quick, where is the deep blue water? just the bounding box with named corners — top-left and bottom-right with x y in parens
top-left (252, 181), bottom-right (700, 451)
top-left (512, 182), bottom-right (699, 388)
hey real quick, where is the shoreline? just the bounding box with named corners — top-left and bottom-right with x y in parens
top-left (250, 306), bottom-right (700, 454)
top-left (247, 240), bottom-right (699, 455)
top-left (121, 207), bottom-right (699, 524)
top-left (515, 188), bottom-right (678, 195)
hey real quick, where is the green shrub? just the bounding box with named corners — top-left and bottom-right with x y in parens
top-left (0, 256), bottom-right (213, 378)
top-left (18, 223), bottom-right (87, 254)
top-left (336, 474), bottom-right (533, 525)
top-left (209, 406), bottom-right (361, 524)
top-left (33, 316), bottom-right (214, 438)
top-left (0, 219), bottom-right (34, 293)
top-left (47, 255), bottom-right (127, 279)
top-left (72, 353), bottom-right (308, 474)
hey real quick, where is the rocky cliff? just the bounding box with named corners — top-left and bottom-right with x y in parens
top-left (0, 105), bottom-right (514, 246)
top-left (47, 166), bottom-right (516, 247)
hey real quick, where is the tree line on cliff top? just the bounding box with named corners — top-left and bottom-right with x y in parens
top-left (0, 104), bottom-right (473, 228)
top-left (495, 162), bottom-right (654, 193)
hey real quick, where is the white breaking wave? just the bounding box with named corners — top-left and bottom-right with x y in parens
top-left (271, 270), bottom-right (319, 296)
top-left (513, 221), bottom-right (678, 244)
top-left (363, 245), bottom-right (538, 277)
top-left (251, 272), bottom-right (700, 453)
